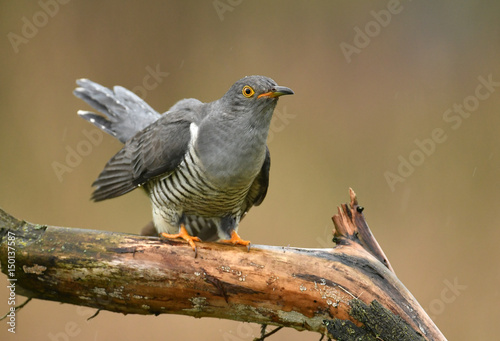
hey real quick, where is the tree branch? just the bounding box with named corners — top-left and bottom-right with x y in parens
top-left (0, 189), bottom-right (446, 340)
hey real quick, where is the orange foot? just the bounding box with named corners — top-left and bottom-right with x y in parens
top-left (160, 224), bottom-right (201, 257)
top-left (220, 231), bottom-right (251, 251)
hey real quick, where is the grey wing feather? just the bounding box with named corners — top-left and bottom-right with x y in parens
top-left (74, 79), bottom-right (161, 143)
top-left (242, 146), bottom-right (270, 213)
top-left (91, 114), bottom-right (193, 201)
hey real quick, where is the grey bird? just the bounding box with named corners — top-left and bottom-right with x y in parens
top-left (74, 75), bottom-right (293, 255)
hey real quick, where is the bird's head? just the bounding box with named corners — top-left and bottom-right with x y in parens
top-left (221, 75), bottom-right (294, 114)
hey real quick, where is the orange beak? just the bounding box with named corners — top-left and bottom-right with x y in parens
top-left (258, 86), bottom-right (294, 99)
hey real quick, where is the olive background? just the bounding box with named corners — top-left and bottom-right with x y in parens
top-left (1, 1), bottom-right (499, 340)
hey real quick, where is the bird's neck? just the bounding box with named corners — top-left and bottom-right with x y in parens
top-left (195, 104), bottom-right (274, 187)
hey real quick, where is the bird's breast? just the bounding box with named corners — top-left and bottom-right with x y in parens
top-left (195, 122), bottom-right (267, 188)
top-left (149, 146), bottom-right (252, 217)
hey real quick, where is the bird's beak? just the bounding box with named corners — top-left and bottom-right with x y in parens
top-left (258, 86), bottom-right (294, 99)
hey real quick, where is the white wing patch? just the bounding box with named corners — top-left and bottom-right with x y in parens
top-left (189, 122), bottom-right (199, 145)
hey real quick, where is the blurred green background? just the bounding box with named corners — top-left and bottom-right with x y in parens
top-left (1, 1), bottom-right (499, 340)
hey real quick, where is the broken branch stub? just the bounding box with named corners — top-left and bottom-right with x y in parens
top-left (332, 188), bottom-right (394, 273)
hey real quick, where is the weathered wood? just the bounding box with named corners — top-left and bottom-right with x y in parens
top-left (0, 190), bottom-right (446, 340)
top-left (324, 300), bottom-right (426, 341)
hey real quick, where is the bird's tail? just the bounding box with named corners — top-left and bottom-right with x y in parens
top-left (74, 79), bottom-right (161, 143)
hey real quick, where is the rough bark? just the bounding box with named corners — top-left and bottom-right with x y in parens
top-left (0, 189), bottom-right (446, 340)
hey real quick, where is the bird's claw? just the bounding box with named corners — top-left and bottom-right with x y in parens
top-left (220, 231), bottom-right (251, 252)
top-left (160, 224), bottom-right (201, 257)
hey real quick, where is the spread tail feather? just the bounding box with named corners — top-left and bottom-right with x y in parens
top-left (74, 79), bottom-right (161, 143)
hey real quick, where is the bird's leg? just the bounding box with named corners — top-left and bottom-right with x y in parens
top-left (219, 230), bottom-right (251, 251)
top-left (160, 224), bottom-right (201, 257)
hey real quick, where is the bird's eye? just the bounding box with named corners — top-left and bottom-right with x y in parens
top-left (242, 85), bottom-right (255, 98)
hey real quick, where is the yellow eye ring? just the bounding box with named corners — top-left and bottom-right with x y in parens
top-left (242, 85), bottom-right (255, 98)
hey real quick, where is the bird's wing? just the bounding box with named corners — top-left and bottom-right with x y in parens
top-left (91, 112), bottom-right (194, 201)
top-left (242, 146), bottom-right (271, 214)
